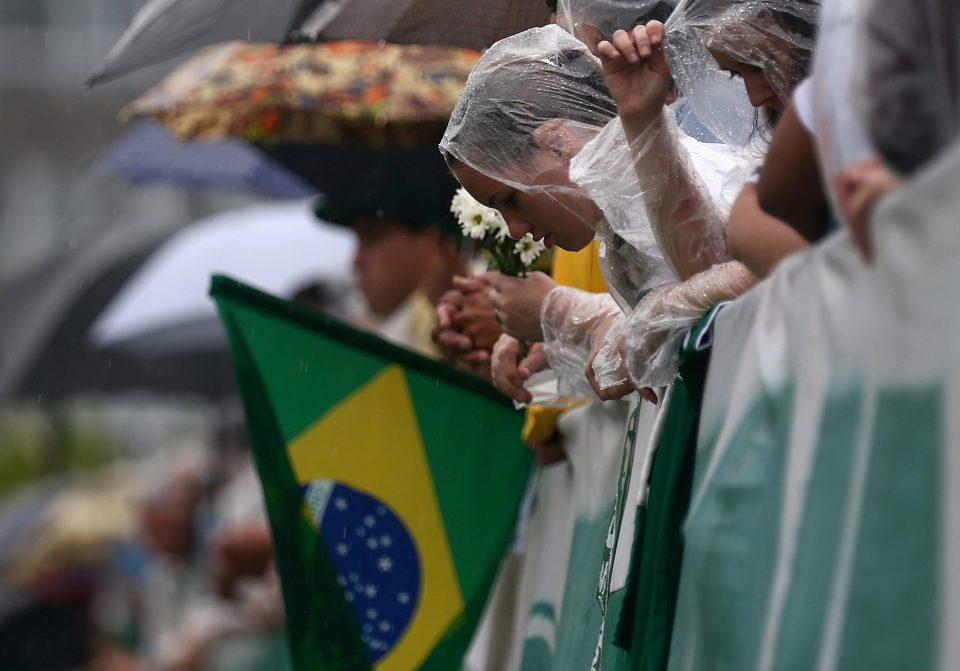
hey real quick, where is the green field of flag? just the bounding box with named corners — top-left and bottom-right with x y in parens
top-left (211, 275), bottom-right (533, 671)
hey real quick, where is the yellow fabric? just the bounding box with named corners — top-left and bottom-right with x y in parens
top-left (550, 240), bottom-right (608, 295)
top-left (409, 291), bottom-right (443, 359)
top-left (523, 241), bottom-right (608, 443)
top-left (521, 398), bottom-right (591, 444)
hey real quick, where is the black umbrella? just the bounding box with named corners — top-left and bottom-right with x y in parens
top-left (261, 143), bottom-right (460, 229)
top-left (0, 229), bottom-right (235, 403)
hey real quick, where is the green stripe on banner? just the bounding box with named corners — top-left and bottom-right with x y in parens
top-left (774, 384), bottom-right (863, 666)
top-left (677, 382), bottom-right (796, 670)
top-left (837, 385), bottom-right (941, 670)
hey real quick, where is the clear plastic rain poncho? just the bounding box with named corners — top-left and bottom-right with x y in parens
top-left (556, 0), bottom-right (675, 51)
top-left (568, 115), bottom-right (753, 388)
top-left (663, 0), bottom-right (821, 147)
top-left (441, 25), bottom-right (749, 390)
top-left (580, 0), bottom-right (839, 388)
top-left (440, 24), bottom-right (675, 305)
top-left (569, 0), bottom-right (823, 389)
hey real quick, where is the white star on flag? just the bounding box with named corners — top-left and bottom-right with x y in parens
top-left (378, 556), bottom-right (393, 572)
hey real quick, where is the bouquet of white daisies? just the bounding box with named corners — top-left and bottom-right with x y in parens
top-left (450, 187), bottom-right (546, 276)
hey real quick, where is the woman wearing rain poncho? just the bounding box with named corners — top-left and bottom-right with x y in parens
top-left (591, 1), bottom-right (821, 668)
top-left (440, 29), bottom-right (748, 402)
top-left (442, 0), bottom-right (822, 666)
top-left (440, 10), bottom-right (747, 671)
top-left (440, 13), bottom-right (751, 670)
top-left (588, 0), bottom-right (821, 393)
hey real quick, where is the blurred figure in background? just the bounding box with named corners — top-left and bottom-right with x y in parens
top-left (90, 444), bottom-right (214, 670)
top-left (833, 0), bottom-right (959, 259)
top-left (291, 275), bottom-right (363, 320)
top-left (346, 214), bottom-right (462, 358)
top-left (315, 148), bottom-right (471, 359)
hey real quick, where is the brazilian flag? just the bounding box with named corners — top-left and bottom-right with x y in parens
top-left (211, 276), bottom-right (533, 671)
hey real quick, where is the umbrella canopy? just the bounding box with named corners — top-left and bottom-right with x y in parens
top-left (97, 120), bottom-right (315, 198)
top-left (92, 199), bottom-right (357, 352)
top-left (295, 0), bottom-right (551, 53)
top-left (0, 200), bottom-right (356, 403)
top-left (123, 40), bottom-right (480, 145)
top-left (85, 0), bottom-right (323, 88)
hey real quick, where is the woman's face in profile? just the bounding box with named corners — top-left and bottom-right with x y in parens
top-left (709, 47), bottom-right (785, 114)
top-left (451, 154), bottom-right (599, 252)
top-left (706, 13), bottom-right (800, 115)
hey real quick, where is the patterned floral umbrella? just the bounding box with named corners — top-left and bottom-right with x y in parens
top-left (123, 40), bottom-right (480, 146)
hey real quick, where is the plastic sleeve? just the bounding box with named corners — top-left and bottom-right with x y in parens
top-left (625, 112), bottom-right (732, 279)
top-left (540, 285), bottom-right (622, 394)
top-left (593, 261), bottom-right (756, 389)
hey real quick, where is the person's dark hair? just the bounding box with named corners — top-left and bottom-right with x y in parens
top-left (544, 0), bottom-right (558, 12)
top-left (704, 0), bottom-right (819, 140)
top-left (443, 47), bottom-right (618, 167)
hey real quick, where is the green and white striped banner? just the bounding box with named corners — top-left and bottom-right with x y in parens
top-left (670, 141), bottom-right (960, 671)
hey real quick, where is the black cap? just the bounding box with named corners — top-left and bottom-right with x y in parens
top-left (261, 143), bottom-right (461, 236)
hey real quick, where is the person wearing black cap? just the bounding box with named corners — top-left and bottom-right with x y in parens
top-left (314, 145), bottom-right (469, 358)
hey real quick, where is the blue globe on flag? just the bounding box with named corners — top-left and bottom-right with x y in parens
top-left (302, 480), bottom-right (421, 662)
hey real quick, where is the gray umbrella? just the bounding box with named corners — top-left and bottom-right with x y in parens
top-left (0, 199), bottom-right (356, 404)
top-left (85, 0), bottom-right (323, 88)
top-left (86, 0), bottom-right (550, 88)
top-left (0, 218), bottom-right (235, 402)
